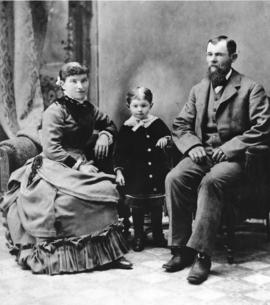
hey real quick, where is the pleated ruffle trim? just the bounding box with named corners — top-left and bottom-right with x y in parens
top-left (4, 223), bottom-right (129, 275)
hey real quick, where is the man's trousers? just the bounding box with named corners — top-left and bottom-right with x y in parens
top-left (165, 157), bottom-right (244, 255)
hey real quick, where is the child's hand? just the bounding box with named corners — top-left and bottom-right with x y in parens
top-left (156, 137), bottom-right (168, 149)
top-left (116, 170), bottom-right (125, 186)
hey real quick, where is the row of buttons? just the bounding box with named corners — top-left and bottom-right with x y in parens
top-left (146, 133), bottom-right (157, 191)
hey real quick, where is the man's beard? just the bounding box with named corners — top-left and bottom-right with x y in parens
top-left (207, 65), bottom-right (230, 88)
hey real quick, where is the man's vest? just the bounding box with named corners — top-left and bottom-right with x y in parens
top-left (203, 85), bottom-right (223, 156)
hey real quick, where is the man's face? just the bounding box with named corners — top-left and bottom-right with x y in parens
top-left (206, 40), bottom-right (233, 75)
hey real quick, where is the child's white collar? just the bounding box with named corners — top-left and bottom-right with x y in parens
top-left (124, 115), bottom-right (158, 131)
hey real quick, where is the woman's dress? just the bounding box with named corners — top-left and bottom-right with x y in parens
top-left (0, 96), bottom-right (128, 275)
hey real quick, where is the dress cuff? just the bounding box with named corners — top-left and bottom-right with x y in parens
top-left (72, 158), bottom-right (84, 170)
top-left (114, 167), bottom-right (124, 173)
top-left (99, 131), bottom-right (113, 145)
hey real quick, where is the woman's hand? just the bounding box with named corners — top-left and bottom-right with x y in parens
top-left (156, 137), bottom-right (168, 149)
top-left (116, 169), bottom-right (125, 186)
top-left (79, 164), bottom-right (98, 174)
top-left (94, 134), bottom-right (109, 160)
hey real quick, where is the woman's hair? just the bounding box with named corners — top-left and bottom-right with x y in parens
top-left (126, 86), bottom-right (153, 105)
top-left (59, 62), bottom-right (89, 81)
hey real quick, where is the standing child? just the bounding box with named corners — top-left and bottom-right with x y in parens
top-left (114, 87), bottom-right (171, 252)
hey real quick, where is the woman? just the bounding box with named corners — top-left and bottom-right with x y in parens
top-left (1, 62), bottom-right (132, 274)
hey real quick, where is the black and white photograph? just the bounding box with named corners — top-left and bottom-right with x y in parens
top-left (1, 0), bottom-right (270, 304)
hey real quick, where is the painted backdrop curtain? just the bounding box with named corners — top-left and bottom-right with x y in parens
top-left (0, 1), bottom-right (48, 142)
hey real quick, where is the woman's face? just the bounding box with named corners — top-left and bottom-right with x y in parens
top-left (61, 74), bottom-right (89, 102)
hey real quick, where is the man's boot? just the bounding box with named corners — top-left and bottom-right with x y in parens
top-left (187, 252), bottom-right (211, 284)
top-left (163, 246), bottom-right (196, 272)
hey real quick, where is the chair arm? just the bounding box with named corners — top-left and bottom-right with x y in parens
top-left (0, 136), bottom-right (41, 173)
top-left (245, 145), bottom-right (270, 183)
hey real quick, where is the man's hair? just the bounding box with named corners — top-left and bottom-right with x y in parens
top-left (59, 62), bottom-right (89, 81)
top-left (126, 86), bottom-right (153, 105)
top-left (208, 35), bottom-right (237, 55)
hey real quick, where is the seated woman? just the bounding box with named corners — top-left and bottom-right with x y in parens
top-left (0, 62), bottom-right (132, 275)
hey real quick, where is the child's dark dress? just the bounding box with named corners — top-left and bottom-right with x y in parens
top-left (114, 116), bottom-right (171, 208)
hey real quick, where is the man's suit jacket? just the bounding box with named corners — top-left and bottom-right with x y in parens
top-left (172, 69), bottom-right (270, 160)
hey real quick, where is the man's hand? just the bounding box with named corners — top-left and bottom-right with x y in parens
top-left (188, 146), bottom-right (207, 164)
top-left (212, 148), bottom-right (227, 163)
top-left (156, 137), bottom-right (168, 149)
top-left (94, 134), bottom-right (109, 160)
top-left (115, 169), bottom-right (125, 186)
top-left (79, 164), bottom-right (99, 174)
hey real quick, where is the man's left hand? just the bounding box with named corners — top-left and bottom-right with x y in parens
top-left (212, 148), bottom-right (227, 163)
top-left (94, 134), bottom-right (109, 159)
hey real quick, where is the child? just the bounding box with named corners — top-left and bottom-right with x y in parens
top-left (114, 86), bottom-right (171, 252)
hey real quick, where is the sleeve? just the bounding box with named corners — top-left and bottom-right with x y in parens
top-left (156, 119), bottom-right (172, 138)
top-left (41, 103), bottom-right (77, 167)
top-left (92, 105), bottom-right (118, 142)
top-left (220, 83), bottom-right (270, 159)
top-left (172, 86), bottom-right (203, 154)
top-left (113, 126), bottom-right (130, 172)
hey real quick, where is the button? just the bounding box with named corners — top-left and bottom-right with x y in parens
top-left (146, 134), bottom-right (150, 138)
top-left (147, 148), bottom-right (152, 152)
top-left (153, 187), bottom-right (157, 192)
top-left (148, 162), bottom-right (152, 166)
top-left (149, 174), bottom-right (153, 178)
top-left (213, 108), bottom-right (217, 112)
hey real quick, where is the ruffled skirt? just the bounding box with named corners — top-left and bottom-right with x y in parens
top-left (1, 156), bottom-right (128, 275)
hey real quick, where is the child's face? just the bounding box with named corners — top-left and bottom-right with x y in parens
top-left (129, 98), bottom-right (152, 120)
top-left (61, 74), bottom-right (89, 102)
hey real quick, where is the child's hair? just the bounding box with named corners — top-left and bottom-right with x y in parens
top-left (59, 62), bottom-right (89, 81)
top-left (126, 86), bottom-right (153, 105)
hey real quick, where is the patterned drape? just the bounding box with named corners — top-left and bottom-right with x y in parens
top-left (0, 1), bottom-right (48, 141)
top-left (0, 2), bottom-right (19, 138)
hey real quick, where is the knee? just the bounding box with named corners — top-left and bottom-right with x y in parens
top-left (165, 168), bottom-right (181, 188)
top-left (200, 173), bottom-right (220, 190)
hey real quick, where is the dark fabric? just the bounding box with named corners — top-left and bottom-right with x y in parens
top-left (150, 205), bottom-right (163, 240)
top-left (0, 94), bottom-right (125, 275)
top-left (42, 96), bottom-right (117, 163)
top-left (166, 157), bottom-right (244, 255)
top-left (172, 69), bottom-right (270, 160)
top-left (63, 155), bottom-right (77, 168)
top-left (114, 118), bottom-right (171, 196)
top-left (204, 86), bottom-right (223, 156)
top-left (5, 223), bottom-right (128, 275)
top-left (132, 208), bottom-right (144, 238)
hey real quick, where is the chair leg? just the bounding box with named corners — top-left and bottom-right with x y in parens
top-left (224, 205), bottom-right (236, 264)
top-left (266, 212), bottom-right (270, 241)
top-left (226, 226), bottom-right (235, 264)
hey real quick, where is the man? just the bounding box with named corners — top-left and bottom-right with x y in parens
top-left (163, 35), bottom-right (270, 284)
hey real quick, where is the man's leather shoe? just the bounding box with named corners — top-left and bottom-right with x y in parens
top-left (112, 257), bottom-right (133, 270)
top-left (133, 237), bottom-right (144, 252)
top-left (162, 250), bottom-right (195, 272)
top-left (187, 252), bottom-right (211, 284)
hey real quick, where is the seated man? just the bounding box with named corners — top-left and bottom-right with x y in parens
top-left (163, 35), bottom-right (270, 284)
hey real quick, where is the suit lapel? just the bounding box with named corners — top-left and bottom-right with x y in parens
top-left (215, 70), bottom-right (241, 114)
top-left (196, 78), bottom-right (210, 133)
